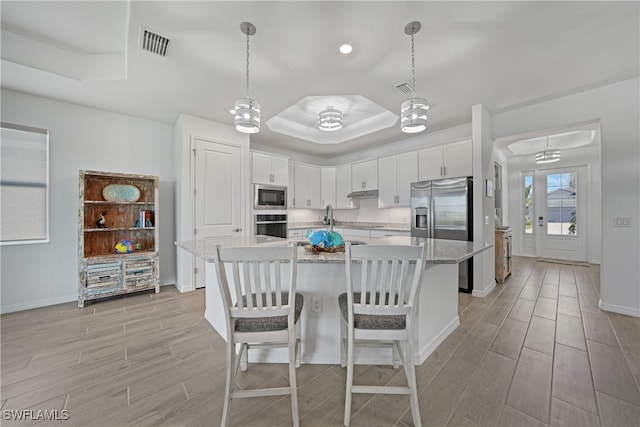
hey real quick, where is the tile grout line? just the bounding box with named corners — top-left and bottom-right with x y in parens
top-left (576, 279), bottom-right (605, 424)
top-left (496, 264), bottom-right (542, 426)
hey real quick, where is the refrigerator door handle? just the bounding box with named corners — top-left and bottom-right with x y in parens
top-left (430, 195), bottom-right (435, 238)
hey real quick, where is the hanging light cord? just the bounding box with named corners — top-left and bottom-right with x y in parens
top-left (410, 31), bottom-right (416, 94)
top-left (245, 30), bottom-right (250, 98)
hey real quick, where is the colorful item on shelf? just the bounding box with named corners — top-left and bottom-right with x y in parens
top-left (102, 184), bottom-right (141, 202)
top-left (305, 229), bottom-right (344, 248)
top-left (96, 211), bottom-right (107, 228)
top-left (115, 239), bottom-right (134, 253)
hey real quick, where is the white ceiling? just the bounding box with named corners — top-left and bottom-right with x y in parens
top-left (1, 1), bottom-right (638, 158)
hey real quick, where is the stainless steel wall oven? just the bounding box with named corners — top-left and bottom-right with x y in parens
top-left (255, 213), bottom-right (287, 238)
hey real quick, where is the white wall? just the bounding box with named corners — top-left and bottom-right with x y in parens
top-left (1, 89), bottom-right (176, 313)
top-left (471, 105), bottom-right (497, 297)
top-left (494, 147), bottom-right (509, 227)
top-left (492, 77), bottom-right (640, 317)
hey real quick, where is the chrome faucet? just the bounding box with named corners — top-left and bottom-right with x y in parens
top-left (324, 204), bottom-right (334, 234)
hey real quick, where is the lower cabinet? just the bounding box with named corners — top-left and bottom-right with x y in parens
top-left (79, 254), bottom-right (159, 307)
top-left (288, 229), bottom-right (304, 238)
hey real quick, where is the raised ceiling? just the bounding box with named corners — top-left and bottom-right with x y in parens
top-left (1, 1), bottom-right (638, 158)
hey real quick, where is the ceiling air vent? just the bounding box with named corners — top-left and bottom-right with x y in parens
top-left (140, 27), bottom-right (170, 57)
top-left (394, 81), bottom-right (414, 95)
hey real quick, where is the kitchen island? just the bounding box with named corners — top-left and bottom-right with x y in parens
top-left (176, 235), bottom-right (492, 365)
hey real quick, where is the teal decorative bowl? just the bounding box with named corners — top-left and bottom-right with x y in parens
top-left (102, 184), bottom-right (141, 202)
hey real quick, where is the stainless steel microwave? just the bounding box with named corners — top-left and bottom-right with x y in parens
top-left (254, 184), bottom-right (287, 210)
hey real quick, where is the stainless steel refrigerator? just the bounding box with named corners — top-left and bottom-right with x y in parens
top-left (410, 177), bottom-right (474, 292)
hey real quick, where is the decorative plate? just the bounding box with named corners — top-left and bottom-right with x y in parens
top-left (102, 184), bottom-right (141, 202)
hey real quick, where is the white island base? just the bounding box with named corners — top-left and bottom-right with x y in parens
top-left (204, 259), bottom-right (460, 366)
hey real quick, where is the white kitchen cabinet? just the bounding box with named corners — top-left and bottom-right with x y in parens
top-left (444, 139), bottom-right (473, 179)
top-left (335, 165), bottom-right (354, 209)
top-left (418, 146), bottom-right (444, 181)
top-left (418, 140), bottom-right (472, 181)
top-left (378, 151), bottom-right (418, 208)
top-left (288, 228), bottom-right (304, 238)
top-left (321, 167), bottom-right (336, 208)
top-left (293, 163), bottom-right (321, 209)
top-left (288, 162), bottom-right (295, 208)
top-left (351, 159), bottom-right (378, 191)
top-left (252, 152), bottom-right (288, 186)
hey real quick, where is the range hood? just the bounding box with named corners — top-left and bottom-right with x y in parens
top-left (346, 189), bottom-right (379, 199)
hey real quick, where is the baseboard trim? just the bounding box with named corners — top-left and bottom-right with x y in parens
top-left (2, 283), bottom-right (176, 314)
top-left (1, 294), bottom-right (77, 314)
top-left (416, 316), bottom-right (460, 365)
top-left (472, 280), bottom-right (496, 298)
top-left (175, 282), bottom-right (195, 293)
top-left (599, 299), bottom-right (640, 318)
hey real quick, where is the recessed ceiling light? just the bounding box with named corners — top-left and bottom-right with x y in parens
top-left (339, 43), bottom-right (353, 55)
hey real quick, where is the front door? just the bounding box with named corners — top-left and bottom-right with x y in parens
top-left (534, 166), bottom-right (587, 261)
top-left (194, 138), bottom-right (243, 288)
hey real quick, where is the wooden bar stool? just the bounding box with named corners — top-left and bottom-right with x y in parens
top-left (212, 244), bottom-right (303, 427)
top-left (340, 242), bottom-right (428, 427)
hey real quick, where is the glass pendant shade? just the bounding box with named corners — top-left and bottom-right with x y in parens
top-left (400, 97), bottom-right (429, 133)
top-left (318, 107), bottom-right (343, 131)
top-left (535, 149), bottom-right (561, 164)
top-left (234, 97), bottom-right (260, 134)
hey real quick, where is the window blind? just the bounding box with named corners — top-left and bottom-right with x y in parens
top-left (1, 123), bottom-right (49, 245)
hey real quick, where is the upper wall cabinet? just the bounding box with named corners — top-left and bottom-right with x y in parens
top-left (351, 159), bottom-right (378, 191)
top-left (292, 163), bottom-right (321, 209)
top-left (321, 167), bottom-right (336, 208)
top-left (252, 152), bottom-right (289, 186)
top-left (378, 151), bottom-right (418, 208)
top-left (418, 140), bottom-right (472, 181)
top-left (336, 165), bottom-right (355, 209)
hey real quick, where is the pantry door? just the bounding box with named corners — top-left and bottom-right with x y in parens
top-left (534, 166), bottom-right (587, 261)
top-left (193, 138), bottom-right (243, 288)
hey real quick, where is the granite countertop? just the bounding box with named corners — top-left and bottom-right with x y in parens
top-left (176, 235), bottom-right (492, 264)
top-left (288, 222), bottom-right (411, 232)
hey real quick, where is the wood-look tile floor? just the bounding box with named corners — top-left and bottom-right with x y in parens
top-left (2, 257), bottom-right (639, 426)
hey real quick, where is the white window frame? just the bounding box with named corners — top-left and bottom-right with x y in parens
top-left (0, 122), bottom-right (50, 245)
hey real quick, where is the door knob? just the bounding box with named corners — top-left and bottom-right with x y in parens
top-left (233, 228), bottom-right (242, 232)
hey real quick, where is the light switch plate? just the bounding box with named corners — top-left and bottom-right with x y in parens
top-left (614, 217), bottom-right (632, 228)
top-left (312, 296), bottom-right (322, 313)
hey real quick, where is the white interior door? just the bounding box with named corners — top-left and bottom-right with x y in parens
top-left (534, 166), bottom-right (587, 261)
top-left (194, 138), bottom-right (242, 288)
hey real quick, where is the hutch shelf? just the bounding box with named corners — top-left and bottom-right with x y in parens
top-left (78, 170), bottom-right (159, 307)
top-left (495, 228), bottom-right (512, 283)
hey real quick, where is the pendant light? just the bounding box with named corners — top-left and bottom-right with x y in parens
top-left (234, 22), bottom-right (260, 134)
top-left (535, 136), bottom-right (561, 164)
top-left (401, 21), bottom-right (430, 134)
top-left (318, 106), bottom-right (343, 131)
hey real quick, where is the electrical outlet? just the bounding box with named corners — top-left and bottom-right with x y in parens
top-left (485, 216), bottom-right (489, 225)
top-left (311, 296), bottom-right (322, 313)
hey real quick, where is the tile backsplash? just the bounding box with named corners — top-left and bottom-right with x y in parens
top-left (288, 198), bottom-right (410, 225)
